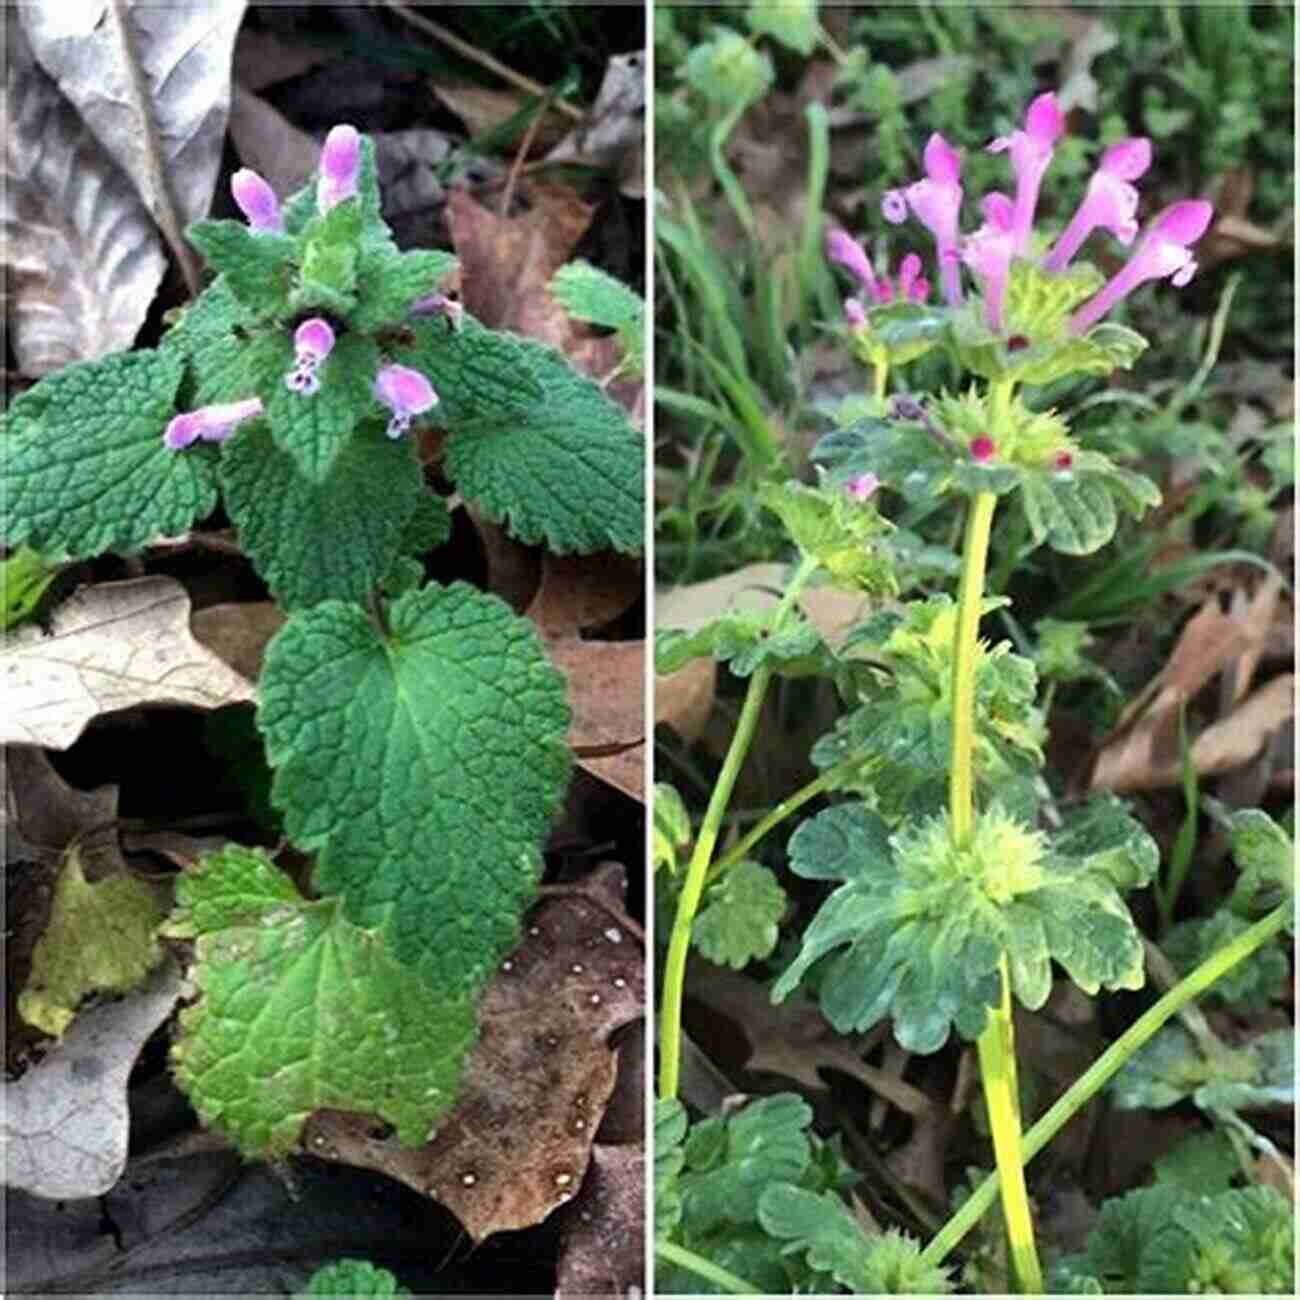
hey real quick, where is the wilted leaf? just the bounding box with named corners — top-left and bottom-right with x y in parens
top-left (20, 2), bottom-right (245, 266)
top-left (300, 864), bottom-right (643, 1242)
top-left (2, 960), bottom-right (182, 1199)
top-left (3, 745), bottom-right (118, 868)
top-left (2, 20), bottom-right (166, 374)
top-left (1, 577), bottom-right (256, 749)
top-left (546, 52), bottom-right (645, 195)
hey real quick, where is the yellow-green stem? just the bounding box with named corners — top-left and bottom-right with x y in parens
top-left (950, 378), bottom-right (1041, 1292)
top-left (873, 358), bottom-right (889, 402)
top-left (658, 556), bottom-right (819, 1099)
top-left (923, 902), bottom-right (1290, 1268)
top-left (948, 490), bottom-right (997, 843)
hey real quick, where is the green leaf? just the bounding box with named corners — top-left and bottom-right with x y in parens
top-left (352, 248), bottom-right (458, 332)
top-left (302, 1260), bottom-right (409, 1297)
top-left (693, 861), bottom-right (786, 969)
top-left (1228, 808), bottom-right (1294, 915)
top-left (745, 0), bottom-right (818, 53)
top-left (257, 584), bottom-right (571, 992)
top-left (678, 1093), bottom-right (812, 1234)
top-left (441, 339), bottom-right (643, 555)
top-left (1019, 451), bottom-right (1161, 555)
top-left (756, 480), bottom-right (898, 594)
top-left (161, 278), bottom-right (258, 405)
top-left (654, 782), bottom-right (692, 874)
top-left (186, 221), bottom-right (296, 320)
top-left (1153, 1130), bottom-right (1241, 1195)
top-left (550, 260), bottom-right (645, 371)
top-left (655, 1098), bottom-right (689, 1239)
top-left (397, 489), bottom-right (453, 557)
top-left (291, 198), bottom-right (363, 316)
top-left (165, 845), bottom-right (475, 1158)
top-left (18, 848), bottom-right (166, 1038)
top-left (774, 800), bottom-right (1153, 1050)
top-left (220, 418), bottom-right (422, 610)
top-left (656, 611), bottom-right (825, 678)
top-left (1, 545), bottom-right (66, 631)
top-left (2, 349), bottom-right (218, 560)
top-left (392, 318), bottom-right (543, 425)
top-left (758, 1186), bottom-right (953, 1294)
top-left (1164, 910), bottom-right (1289, 1010)
top-left (260, 332), bottom-right (381, 483)
top-left (812, 416), bottom-right (952, 502)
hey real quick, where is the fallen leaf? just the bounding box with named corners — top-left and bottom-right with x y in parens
top-left (20, 1), bottom-right (246, 286)
top-left (1091, 581), bottom-right (1290, 792)
top-left (546, 53), bottom-right (645, 196)
top-left (525, 551), bottom-right (645, 801)
top-left (3, 20), bottom-right (167, 374)
top-left (3, 745), bottom-right (118, 868)
top-left (447, 184), bottom-right (594, 345)
top-left (1, 577), bottom-right (256, 749)
top-left (554, 1143), bottom-right (644, 1298)
top-left (2, 959), bottom-right (182, 1199)
top-left (300, 863), bottom-right (643, 1243)
top-left (1189, 674), bottom-right (1296, 779)
top-left (549, 639), bottom-right (645, 803)
top-left (655, 657), bottom-right (717, 744)
top-left (227, 82), bottom-right (318, 200)
top-left (434, 80), bottom-right (566, 153)
top-left (190, 601), bottom-right (286, 683)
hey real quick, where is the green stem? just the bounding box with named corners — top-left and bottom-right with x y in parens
top-left (949, 378), bottom-right (1040, 1291)
top-left (705, 764), bottom-right (848, 886)
top-left (922, 901), bottom-right (1291, 1269)
top-left (658, 560), bottom-right (820, 1100)
top-left (873, 358), bottom-right (889, 403)
top-left (656, 1240), bottom-right (761, 1295)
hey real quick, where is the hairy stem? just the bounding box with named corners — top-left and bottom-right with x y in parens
top-left (923, 901), bottom-right (1291, 1268)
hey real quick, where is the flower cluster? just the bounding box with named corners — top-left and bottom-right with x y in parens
top-left (165, 124), bottom-right (439, 449)
top-left (869, 91), bottom-right (1213, 336)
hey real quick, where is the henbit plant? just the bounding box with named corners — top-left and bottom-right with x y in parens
top-left (3, 125), bottom-right (642, 1156)
top-left (656, 90), bottom-right (1294, 1294)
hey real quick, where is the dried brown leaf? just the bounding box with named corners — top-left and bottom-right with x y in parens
top-left (554, 1143), bottom-right (644, 1298)
top-left (301, 864), bottom-right (643, 1243)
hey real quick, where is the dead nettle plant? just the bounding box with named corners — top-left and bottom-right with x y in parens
top-left (3, 118), bottom-right (643, 1162)
top-left (655, 90), bottom-right (1292, 1294)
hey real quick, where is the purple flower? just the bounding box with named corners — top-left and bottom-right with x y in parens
top-left (882, 133), bottom-right (964, 306)
top-left (317, 124), bottom-right (361, 213)
top-left (1070, 199), bottom-right (1214, 334)
top-left (409, 292), bottom-right (465, 330)
top-left (230, 168), bottom-right (283, 234)
top-left (987, 92), bottom-right (1064, 256)
top-left (285, 318), bottom-right (337, 396)
top-left (961, 193), bottom-right (1017, 332)
top-left (844, 297), bottom-right (867, 328)
top-left (847, 472), bottom-right (881, 501)
top-left (896, 253), bottom-right (929, 304)
top-left (1052, 450), bottom-right (1074, 473)
top-left (163, 398), bottom-right (263, 450)
top-left (827, 227), bottom-right (883, 301)
top-left (374, 364), bottom-right (438, 438)
top-left (1044, 138), bottom-right (1152, 272)
top-left (970, 435), bottom-right (996, 463)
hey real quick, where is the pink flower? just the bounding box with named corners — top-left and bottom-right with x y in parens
top-left (961, 193), bottom-right (1017, 333)
top-left (1044, 138), bottom-right (1152, 271)
top-left (317, 124), bottom-right (361, 213)
top-left (827, 227), bottom-right (883, 300)
top-left (970, 435), bottom-right (996, 463)
top-left (848, 472), bottom-right (881, 501)
top-left (882, 133), bottom-right (964, 306)
top-left (896, 253), bottom-right (929, 304)
top-left (987, 92), bottom-right (1064, 255)
top-left (285, 318), bottom-right (337, 396)
top-left (844, 297), bottom-right (867, 328)
top-left (374, 364), bottom-right (438, 438)
top-left (1052, 450), bottom-right (1074, 472)
top-left (163, 398), bottom-right (263, 450)
top-left (1070, 199), bottom-right (1214, 334)
top-left (231, 169), bottom-right (283, 234)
